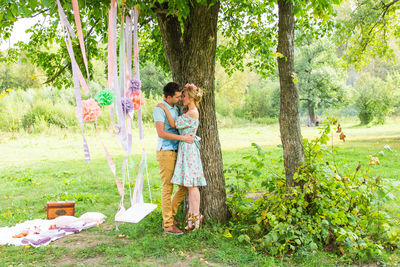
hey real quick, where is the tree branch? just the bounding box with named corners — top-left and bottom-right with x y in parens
top-left (16, 9), bottom-right (50, 20)
top-left (153, 8), bottom-right (169, 14)
top-left (139, 16), bottom-right (154, 27)
top-left (360, 0), bottom-right (399, 53)
top-left (44, 17), bottom-right (100, 84)
top-left (383, 0), bottom-right (400, 9)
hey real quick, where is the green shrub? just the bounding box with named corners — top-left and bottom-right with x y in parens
top-left (241, 84), bottom-right (280, 120)
top-left (93, 106), bottom-right (110, 130)
top-left (355, 75), bottom-right (394, 125)
top-left (0, 92), bottom-right (24, 132)
top-left (226, 118), bottom-right (399, 262)
top-left (252, 117), bottom-right (278, 125)
top-left (22, 99), bottom-right (76, 131)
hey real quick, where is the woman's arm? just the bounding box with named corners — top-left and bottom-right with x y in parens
top-left (156, 103), bottom-right (176, 128)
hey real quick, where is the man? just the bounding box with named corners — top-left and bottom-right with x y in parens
top-left (153, 82), bottom-right (194, 235)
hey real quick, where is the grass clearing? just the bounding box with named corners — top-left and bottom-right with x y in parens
top-left (0, 119), bottom-right (399, 266)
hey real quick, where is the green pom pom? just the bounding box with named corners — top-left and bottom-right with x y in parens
top-left (95, 89), bottom-right (115, 106)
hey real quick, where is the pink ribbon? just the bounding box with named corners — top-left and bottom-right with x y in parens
top-left (72, 0), bottom-right (89, 78)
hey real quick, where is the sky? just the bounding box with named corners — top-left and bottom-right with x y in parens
top-left (0, 17), bottom-right (43, 50)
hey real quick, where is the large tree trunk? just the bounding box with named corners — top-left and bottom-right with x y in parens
top-left (277, 0), bottom-right (305, 188)
top-left (156, 1), bottom-right (229, 222)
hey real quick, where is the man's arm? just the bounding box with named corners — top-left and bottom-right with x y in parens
top-left (156, 103), bottom-right (176, 128)
top-left (155, 122), bottom-right (194, 144)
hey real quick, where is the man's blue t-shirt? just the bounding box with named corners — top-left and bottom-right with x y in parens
top-left (153, 100), bottom-right (179, 151)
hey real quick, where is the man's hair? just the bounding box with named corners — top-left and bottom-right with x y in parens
top-left (163, 82), bottom-right (181, 97)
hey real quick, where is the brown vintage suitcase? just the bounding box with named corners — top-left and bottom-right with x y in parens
top-left (46, 201), bottom-right (75, 219)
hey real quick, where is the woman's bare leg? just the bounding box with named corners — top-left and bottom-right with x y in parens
top-left (188, 186), bottom-right (200, 215)
top-left (188, 186), bottom-right (203, 229)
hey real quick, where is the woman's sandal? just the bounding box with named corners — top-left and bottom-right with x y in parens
top-left (185, 213), bottom-right (195, 231)
top-left (192, 214), bottom-right (204, 230)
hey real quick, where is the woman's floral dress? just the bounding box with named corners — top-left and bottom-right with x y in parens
top-left (171, 113), bottom-right (207, 187)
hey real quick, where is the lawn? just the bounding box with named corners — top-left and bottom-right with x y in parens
top-left (0, 119), bottom-right (399, 266)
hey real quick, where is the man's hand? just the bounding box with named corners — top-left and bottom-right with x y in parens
top-left (182, 134), bottom-right (195, 144)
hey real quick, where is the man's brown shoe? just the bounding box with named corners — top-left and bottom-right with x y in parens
top-left (164, 225), bottom-right (183, 235)
top-left (162, 220), bottom-right (180, 228)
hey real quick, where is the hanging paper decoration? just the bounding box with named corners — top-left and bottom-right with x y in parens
top-left (127, 90), bottom-right (145, 111)
top-left (79, 98), bottom-right (101, 122)
top-left (94, 89), bottom-right (115, 106)
top-left (121, 97), bottom-right (134, 115)
top-left (72, 0), bottom-right (89, 78)
top-left (56, 0), bottom-right (90, 162)
top-left (128, 79), bottom-right (141, 93)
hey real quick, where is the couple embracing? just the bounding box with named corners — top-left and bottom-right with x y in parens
top-left (153, 82), bottom-right (206, 235)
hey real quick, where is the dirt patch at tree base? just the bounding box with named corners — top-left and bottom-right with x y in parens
top-left (51, 231), bottom-right (112, 250)
top-left (50, 255), bottom-right (106, 267)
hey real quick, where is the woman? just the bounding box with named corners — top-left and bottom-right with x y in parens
top-left (157, 83), bottom-right (206, 231)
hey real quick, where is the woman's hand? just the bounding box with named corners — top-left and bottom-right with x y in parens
top-left (156, 103), bottom-right (167, 111)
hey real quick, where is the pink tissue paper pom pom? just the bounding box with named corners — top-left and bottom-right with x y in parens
top-left (77, 98), bottom-right (101, 122)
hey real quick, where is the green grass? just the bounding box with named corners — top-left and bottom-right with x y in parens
top-left (0, 119), bottom-right (399, 266)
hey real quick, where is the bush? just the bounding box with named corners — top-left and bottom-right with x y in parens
top-left (0, 87), bottom-right (164, 132)
top-left (22, 99), bottom-right (76, 131)
top-left (0, 91), bottom-right (25, 132)
top-left (240, 85), bottom-right (280, 120)
top-left (355, 75), bottom-right (394, 125)
top-left (226, 118), bottom-right (399, 262)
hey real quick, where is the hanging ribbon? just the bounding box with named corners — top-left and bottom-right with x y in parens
top-left (56, 0), bottom-right (75, 39)
top-left (107, 0), bottom-right (120, 135)
top-left (107, 0), bottom-right (126, 203)
top-left (72, 0), bottom-right (89, 78)
top-left (107, 0), bottom-right (116, 90)
top-left (125, 14), bottom-right (134, 156)
top-left (111, 6), bottom-right (155, 220)
top-left (95, 120), bottom-right (123, 196)
top-left (56, 0), bottom-right (90, 163)
top-left (131, 7), bottom-right (152, 206)
top-left (132, 8), bottom-right (144, 141)
top-left (113, 11), bottom-right (128, 152)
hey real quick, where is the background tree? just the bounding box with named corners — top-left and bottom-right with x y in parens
top-left (240, 77), bottom-right (280, 120)
top-left (214, 63), bottom-right (251, 117)
top-left (336, 0), bottom-right (400, 69)
top-left (354, 72), bottom-right (396, 124)
top-left (296, 39), bottom-right (347, 124)
top-left (140, 62), bottom-right (170, 98)
top-left (0, 57), bottom-right (44, 92)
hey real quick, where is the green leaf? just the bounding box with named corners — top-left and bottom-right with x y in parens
top-left (238, 234), bottom-right (250, 243)
top-left (309, 242), bottom-right (318, 250)
top-left (336, 234), bottom-right (346, 242)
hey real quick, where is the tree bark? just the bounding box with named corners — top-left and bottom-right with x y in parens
top-left (156, 1), bottom-right (229, 222)
top-left (277, 0), bottom-right (305, 188)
